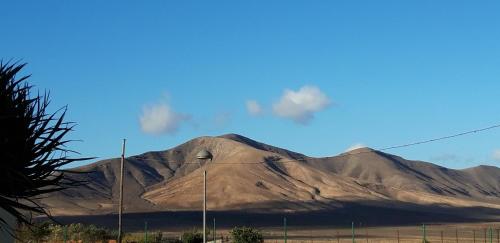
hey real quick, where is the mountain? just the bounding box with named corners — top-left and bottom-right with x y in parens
top-left (41, 134), bottom-right (500, 221)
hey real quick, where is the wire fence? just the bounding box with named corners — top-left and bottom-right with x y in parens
top-left (137, 223), bottom-right (500, 243)
top-left (20, 221), bottom-right (500, 243)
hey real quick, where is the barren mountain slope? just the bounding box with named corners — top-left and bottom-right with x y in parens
top-left (41, 134), bottom-right (500, 216)
top-left (306, 148), bottom-right (500, 206)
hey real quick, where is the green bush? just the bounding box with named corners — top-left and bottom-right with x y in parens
top-left (16, 222), bottom-right (116, 242)
top-left (16, 221), bottom-right (52, 243)
top-left (230, 226), bottom-right (263, 243)
top-left (182, 229), bottom-right (203, 243)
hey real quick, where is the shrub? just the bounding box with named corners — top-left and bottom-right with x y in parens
top-left (15, 221), bottom-right (52, 243)
top-left (230, 226), bottom-right (263, 243)
top-left (182, 229), bottom-right (203, 243)
top-left (16, 222), bottom-right (116, 242)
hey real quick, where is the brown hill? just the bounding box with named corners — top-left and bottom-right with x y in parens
top-left (41, 134), bottom-right (500, 218)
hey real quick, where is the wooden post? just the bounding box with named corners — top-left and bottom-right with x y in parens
top-left (118, 139), bottom-right (126, 243)
top-left (440, 231), bottom-right (443, 243)
top-left (397, 229), bottom-right (400, 243)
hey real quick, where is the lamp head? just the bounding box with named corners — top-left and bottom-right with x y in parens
top-left (196, 149), bottom-right (213, 161)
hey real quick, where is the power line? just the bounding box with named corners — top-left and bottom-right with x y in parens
top-left (378, 123), bottom-right (500, 151)
top-left (128, 122), bottom-right (500, 165)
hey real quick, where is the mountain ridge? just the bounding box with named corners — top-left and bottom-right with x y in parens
top-left (41, 133), bottom-right (500, 219)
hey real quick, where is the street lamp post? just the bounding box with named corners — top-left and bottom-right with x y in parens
top-left (196, 149), bottom-right (213, 243)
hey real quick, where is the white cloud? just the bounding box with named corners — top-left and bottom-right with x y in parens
top-left (246, 100), bottom-right (263, 116)
top-left (139, 101), bottom-right (189, 135)
top-left (493, 149), bottom-right (500, 162)
top-left (345, 143), bottom-right (367, 152)
top-left (272, 85), bottom-right (331, 124)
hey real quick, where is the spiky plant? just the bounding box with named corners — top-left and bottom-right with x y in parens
top-left (0, 62), bottom-right (90, 228)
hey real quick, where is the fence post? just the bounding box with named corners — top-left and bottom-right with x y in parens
top-left (397, 229), bottom-right (400, 243)
top-left (490, 227), bottom-right (493, 243)
top-left (144, 221), bottom-right (148, 243)
top-left (284, 217), bottom-right (287, 243)
top-left (213, 218), bottom-right (216, 243)
top-left (63, 225), bottom-right (67, 243)
top-left (440, 230), bottom-right (443, 243)
top-left (456, 228), bottom-right (458, 243)
top-left (337, 231), bottom-right (340, 243)
top-left (422, 224), bottom-right (426, 243)
top-left (352, 222), bottom-right (355, 243)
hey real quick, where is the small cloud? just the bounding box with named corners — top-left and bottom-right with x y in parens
top-left (272, 85), bottom-right (331, 124)
top-left (345, 143), bottom-right (367, 152)
top-left (246, 100), bottom-right (263, 116)
top-left (493, 149), bottom-right (500, 162)
top-left (212, 112), bottom-right (232, 128)
top-left (139, 101), bottom-right (189, 135)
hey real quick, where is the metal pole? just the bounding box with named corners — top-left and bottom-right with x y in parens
top-left (213, 218), bottom-right (216, 243)
top-left (118, 139), bottom-right (126, 243)
top-left (284, 217), bottom-right (287, 243)
top-left (352, 222), bottom-right (355, 243)
top-left (490, 227), bottom-right (493, 243)
top-left (204, 170), bottom-right (207, 243)
top-left (397, 229), bottom-right (400, 243)
top-left (422, 224), bottom-right (426, 243)
top-left (144, 221), bottom-right (148, 243)
top-left (64, 225), bottom-right (67, 243)
top-left (440, 231), bottom-right (443, 243)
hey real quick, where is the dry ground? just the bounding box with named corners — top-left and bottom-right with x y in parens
top-left (150, 222), bottom-right (500, 243)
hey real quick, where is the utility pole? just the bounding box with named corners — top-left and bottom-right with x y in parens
top-left (118, 139), bottom-right (126, 243)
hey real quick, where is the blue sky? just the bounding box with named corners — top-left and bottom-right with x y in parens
top-left (2, 1), bottom-right (500, 169)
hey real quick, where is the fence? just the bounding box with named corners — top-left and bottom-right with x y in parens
top-left (17, 221), bottom-right (500, 243)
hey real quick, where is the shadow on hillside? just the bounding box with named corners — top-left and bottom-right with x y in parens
top-left (49, 200), bottom-right (500, 231)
